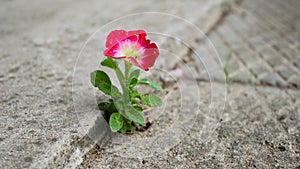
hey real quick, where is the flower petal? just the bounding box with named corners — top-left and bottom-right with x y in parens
top-left (140, 43), bottom-right (159, 69)
top-left (104, 44), bottom-right (126, 59)
top-left (127, 30), bottom-right (146, 37)
top-left (127, 57), bottom-right (139, 67)
top-left (105, 30), bottom-right (127, 48)
top-left (104, 29), bottom-right (159, 71)
top-left (127, 57), bottom-right (149, 71)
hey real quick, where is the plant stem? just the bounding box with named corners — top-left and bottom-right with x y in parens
top-left (123, 61), bottom-right (132, 102)
top-left (113, 60), bottom-right (133, 109)
top-left (124, 60), bottom-right (132, 86)
top-left (115, 66), bottom-right (125, 91)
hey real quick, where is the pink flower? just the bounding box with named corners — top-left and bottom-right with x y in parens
top-left (104, 30), bottom-right (159, 71)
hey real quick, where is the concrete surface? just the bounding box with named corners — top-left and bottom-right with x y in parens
top-left (78, 0), bottom-right (300, 168)
top-left (1, 0), bottom-right (299, 168)
top-left (79, 83), bottom-right (300, 168)
top-left (0, 0), bottom-right (226, 168)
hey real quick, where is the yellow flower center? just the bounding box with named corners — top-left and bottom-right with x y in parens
top-left (119, 40), bottom-right (144, 59)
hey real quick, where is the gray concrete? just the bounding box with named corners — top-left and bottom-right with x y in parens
top-left (78, 0), bottom-right (300, 168)
top-left (1, 0), bottom-right (299, 168)
top-left (187, 0), bottom-right (300, 88)
top-left (0, 0), bottom-right (226, 168)
top-left (79, 83), bottom-right (300, 169)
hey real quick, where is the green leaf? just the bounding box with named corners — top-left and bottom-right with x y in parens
top-left (98, 101), bottom-right (117, 113)
top-left (107, 101), bottom-right (118, 113)
top-left (113, 99), bottom-right (125, 114)
top-left (125, 123), bottom-right (135, 132)
top-left (129, 90), bottom-right (142, 106)
top-left (91, 70), bottom-right (111, 87)
top-left (110, 85), bottom-right (122, 98)
top-left (134, 105), bottom-right (143, 111)
top-left (101, 57), bottom-right (117, 70)
top-left (130, 89), bottom-right (141, 100)
top-left (141, 94), bottom-right (162, 107)
top-left (129, 78), bottom-right (138, 88)
top-left (126, 124), bottom-right (135, 131)
top-left (125, 106), bottom-right (145, 126)
top-left (119, 122), bottom-right (135, 134)
top-left (138, 78), bottom-right (163, 91)
top-left (98, 102), bottom-right (109, 111)
top-left (98, 101), bottom-right (118, 114)
top-left (99, 84), bottom-right (113, 95)
top-left (224, 51), bottom-right (233, 83)
top-left (112, 92), bottom-right (145, 126)
top-left (99, 83), bottom-right (120, 96)
top-left (109, 113), bottom-right (124, 132)
top-left (129, 69), bottom-right (140, 89)
top-left (91, 70), bottom-right (121, 96)
top-left (129, 69), bottom-right (140, 80)
top-left (131, 99), bottom-right (141, 105)
top-left (119, 126), bottom-right (127, 134)
top-left (91, 70), bottom-right (116, 95)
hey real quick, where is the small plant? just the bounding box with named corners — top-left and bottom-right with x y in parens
top-left (91, 30), bottom-right (163, 134)
top-left (224, 51), bottom-right (233, 83)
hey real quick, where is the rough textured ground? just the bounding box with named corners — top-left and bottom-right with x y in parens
top-left (78, 0), bottom-right (300, 168)
top-left (79, 83), bottom-right (300, 169)
top-left (191, 0), bottom-right (300, 88)
top-left (0, 0), bottom-right (225, 168)
top-left (1, 0), bottom-right (299, 168)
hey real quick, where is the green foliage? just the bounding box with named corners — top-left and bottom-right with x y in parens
top-left (133, 105), bottom-right (143, 111)
top-left (125, 106), bottom-right (145, 126)
top-left (98, 100), bottom-right (117, 113)
top-left (113, 97), bottom-right (145, 126)
top-left (91, 70), bottom-right (111, 87)
top-left (101, 57), bottom-right (117, 69)
top-left (224, 51), bottom-right (233, 83)
top-left (91, 59), bottom-right (164, 134)
top-left (90, 70), bottom-right (120, 95)
top-left (119, 122), bottom-right (135, 134)
top-left (138, 78), bottom-right (163, 91)
top-left (109, 113), bottom-right (124, 132)
top-left (129, 78), bottom-right (138, 89)
top-left (141, 94), bottom-right (162, 107)
top-left (98, 102), bottom-right (109, 111)
top-left (129, 69), bottom-right (140, 89)
top-left (129, 69), bottom-right (140, 80)
top-left (129, 89), bottom-right (141, 101)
